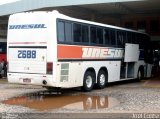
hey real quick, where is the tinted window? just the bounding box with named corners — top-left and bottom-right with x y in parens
top-left (134, 33), bottom-right (139, 44)
top-left (65, 22), bottom-right (72, 42)
top-left (110, 30), bottom-right (116, 45)
top-left (137, 33), bottom-right (145, 49)
top-left (58, 21), bottom-right (65, 42)
top-left (73, 23), bottom-right (81, 42)
top-left (90, 26), bottom-right (97, 43)
top-left (137, 33), bottom-right (141, 44)
top-left (104, 29), bottom-right (110, 45)
top-left (117, 31), bottom-right (126, 46)
top-left (97, 28), bottom-right (103, 44)
top-left (132, 33), bottom-right (136, 44)
top-left (81, 25), bottom-right (89, 43)
top-left (127, 32), bottom-right (132, 43)
top-left (122, 32), bottom-right (126, 44)
top-left (141, 35), bottom-right (145, 48)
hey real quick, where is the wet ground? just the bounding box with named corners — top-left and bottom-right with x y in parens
top-left (2, 93), bottom-right (119, 111)
top-left (0, 76), bottom-right (160, 118)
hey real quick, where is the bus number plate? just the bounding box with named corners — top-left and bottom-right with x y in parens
top-left (18, 50), bottom-right (36, 59)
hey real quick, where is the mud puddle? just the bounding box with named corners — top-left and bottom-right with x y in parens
top-left (2, 91), bottom-right (120, 111)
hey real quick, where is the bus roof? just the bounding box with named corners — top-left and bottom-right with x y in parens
top-left (10, 10), bottom-right (148, 36)
top-left (55, 11), bottom-right (148, 36)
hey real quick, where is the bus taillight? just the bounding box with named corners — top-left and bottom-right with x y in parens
top-left (47, 62), bottom-right (53, 74)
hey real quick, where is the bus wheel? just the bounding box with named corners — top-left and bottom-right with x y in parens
top-left (97, 70), bottom-right (107, 89)
top-left (82, 71), bottom-right (95, 92)
top-left (137, 68), bottom-right (144, 81)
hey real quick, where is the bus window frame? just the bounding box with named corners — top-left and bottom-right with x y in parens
top-left (57, 18), bottom-right (149, 49)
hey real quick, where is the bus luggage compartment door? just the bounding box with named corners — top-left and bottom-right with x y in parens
top-left (8, 47), bottom-right (47, 74)
top-left (124, 43), bottom-right (139, 62)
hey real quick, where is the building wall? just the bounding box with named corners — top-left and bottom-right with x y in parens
top-left (122, 15), bottom-right (160, 36)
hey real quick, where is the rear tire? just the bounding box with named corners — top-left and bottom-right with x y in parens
top-left (82, 71), bottom-right (95, 92)
top-left (97, 70), bottom-right (107, 89)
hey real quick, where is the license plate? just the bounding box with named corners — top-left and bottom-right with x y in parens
top-left (23, 78), bottom-right (31, 83)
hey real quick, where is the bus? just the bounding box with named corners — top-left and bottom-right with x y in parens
top-left (7, 10), bottom-right (153, 91)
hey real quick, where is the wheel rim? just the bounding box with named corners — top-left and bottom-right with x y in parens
top-left (86, 76), bottom-right (92, 88)
top-left (99, 74), bottom-right (105, 86)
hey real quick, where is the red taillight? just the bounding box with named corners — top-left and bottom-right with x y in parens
top-left (47, 62), bottom-right (53, 74)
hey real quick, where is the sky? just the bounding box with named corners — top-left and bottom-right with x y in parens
top-left (0, 0), bottom-right (20, 5)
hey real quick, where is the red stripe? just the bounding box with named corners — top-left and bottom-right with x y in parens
top-left (9, 42), bottom-right (47, 44)
top-left (57, 45), bottom-right (82, 59)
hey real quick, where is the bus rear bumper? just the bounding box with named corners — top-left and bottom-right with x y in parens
top-left (7, 73), bottom-right (57, 87)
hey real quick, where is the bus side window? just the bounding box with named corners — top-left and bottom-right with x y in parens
top-left (137, 33), bottom-right (141, 45)
top-left (81, 25), bottom-right (89, 43)
top-left (73, 23), bottom-right (82, 42)
top-left (65, 22), bottom-right (72, 42)
top-left (138, 34), bottom-right (145, 49)
top-left (134, 33), bottom-right (138, 44)
top-left (90, 26), bottom-right (97, 44)
top-left (97, 27), bottom-right (103, 44)
top-left (141, 35), bottom-right (145, 49)
top-left (104, 29), bottom-right (110, 45)
top-left (57, 21), bottom-right (65, 42)
top-left (132, 33), bottom-right (136, 44)
top-left (110, 30), bottom-right (116, 45)
top-left (122, 32), bottom-right (126, 45)
top-left (117, 31), bottom-right (124, 47)
top-left (127, 32), bottom-right (132, 43)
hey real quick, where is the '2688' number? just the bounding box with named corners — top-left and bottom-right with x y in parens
top-left (18, 50), bottom-right (36, 59)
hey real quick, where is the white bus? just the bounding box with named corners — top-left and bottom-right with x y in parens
top-left (7, 11), bottom-right (153, 91)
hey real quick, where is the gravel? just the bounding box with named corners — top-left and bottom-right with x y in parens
top-left (0, 78), bottom-right (160, 118)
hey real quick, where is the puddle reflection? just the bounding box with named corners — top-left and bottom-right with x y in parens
top-left (2, 92), bottom-right (119, 111)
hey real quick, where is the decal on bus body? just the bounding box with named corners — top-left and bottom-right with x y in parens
top-left (58, 45), bottom-right (124, 59)
top-left (9, 24), bottom-right (47, 29)
top-left (82, 48), bottom-right (124, 58)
